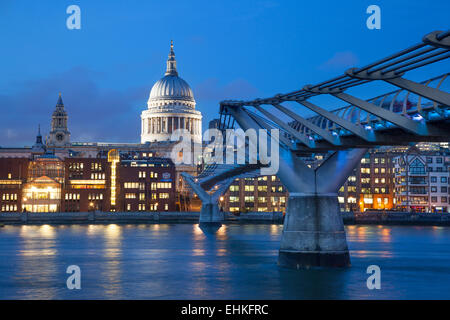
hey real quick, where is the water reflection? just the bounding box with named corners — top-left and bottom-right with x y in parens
top-left (102, 224), bottom-right (123, 298)
top-left (277, 267), bottom-right (350, 299)
top-left (15, 225), bottom-right (58, 299)
top-left (1, 224), bottom-right (450, 299)
top-left (199, 222), bottom-right (222, 235)
top-left (380, 227), bottom-right (391, 243)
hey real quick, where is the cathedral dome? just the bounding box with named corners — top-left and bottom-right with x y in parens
top-left (147, 40), bottom-right (195, 108)
top-left (149, 75), bottom-right (194, 103)
top-left (141, 41), bottom-right (202, 144)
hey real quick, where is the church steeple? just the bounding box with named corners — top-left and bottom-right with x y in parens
top-left (47, 93), bottom-right (71, 147)
top-left (56, 92), bottom-right (64, 106)
top-left (36, 124), bottom-right (42, 145)
top-left (31, 124), bottom-right (46, 154)
top-left (165, 40), bottom-right (178, 76)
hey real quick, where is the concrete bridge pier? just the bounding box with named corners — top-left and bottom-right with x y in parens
top-left (199, 202), bottom-right (223, 232)
top-left (275, 149), bottom-right (367, 269)
top-left (278, 193), bottom-right (349, 268)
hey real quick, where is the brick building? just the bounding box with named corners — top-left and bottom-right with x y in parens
top-left (117, 155), bottom-right (177, 212)
top-left (0, 158), bottom-right (29, 212)
top-left (0, 150), bottom-right (177, 213)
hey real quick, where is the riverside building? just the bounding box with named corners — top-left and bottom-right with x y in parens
top-left (0, 149), bottom-right (176, 213)
top-left (393, 147), bottom-right (450, 213)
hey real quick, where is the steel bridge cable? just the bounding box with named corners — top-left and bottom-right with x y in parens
top-left (437, 30), bottom-right (450, 41)
top-left (326, 78), bottom-right (368, 91)
top-left (308, 75), bottom-right (348, 90)
top-left (382, 49), bottom-right (449, 75)
top-left (368, 46), bottom-right (438, 74)
top-left (394, 53), bottom-right (450, 74)
top-left (318, 76), bottom-right (355, 90)
top-left (354, 43), bottom-right (426, 74)
top-left (338, 79), bottom-right (373, 91)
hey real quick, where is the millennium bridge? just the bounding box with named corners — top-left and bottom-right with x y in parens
top-left (183, 30), bottom-right (450, 269)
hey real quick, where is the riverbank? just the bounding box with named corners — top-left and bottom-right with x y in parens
top-left (0, 211), bottom-right (284, 225)
top-left (342, 211), bottom-right (450, 226)
top-left (1, 211), bottom-right (449, 226)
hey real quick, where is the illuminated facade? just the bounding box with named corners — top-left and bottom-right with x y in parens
top-left (108, 149), bottom-right (120, 210)
top-left (22, 154), bottom-right (64, 212)
top-left (22, 176), bottom-right (61, 212)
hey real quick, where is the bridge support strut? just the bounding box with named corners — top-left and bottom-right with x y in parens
top-left (181, 172), bottom-right (234, 232)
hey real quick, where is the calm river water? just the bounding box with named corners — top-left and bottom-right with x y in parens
top-left (0, 224), bottom-right (449, 299)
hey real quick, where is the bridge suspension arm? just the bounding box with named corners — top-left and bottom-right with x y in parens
top-left (331, 92), bottom-right (443, 136)
top-left (253, 105), bottom-right (318, 148)
top-left (269, 103), bottom-right (339, 145)
top-left (297, 100), bottom-right (373, 141)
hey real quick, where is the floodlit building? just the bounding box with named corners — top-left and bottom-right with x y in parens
top-left (22, 153), bottom-right (65, 213)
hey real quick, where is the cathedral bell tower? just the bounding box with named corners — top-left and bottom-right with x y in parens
top-left (47, 93), bottom-right (71, 147)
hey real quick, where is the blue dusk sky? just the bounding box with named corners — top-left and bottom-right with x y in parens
top-left (0, 0), bottom-right (449, 146)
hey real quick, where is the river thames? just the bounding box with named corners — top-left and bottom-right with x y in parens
top-left (0, 224), bottom-right (449, 299)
